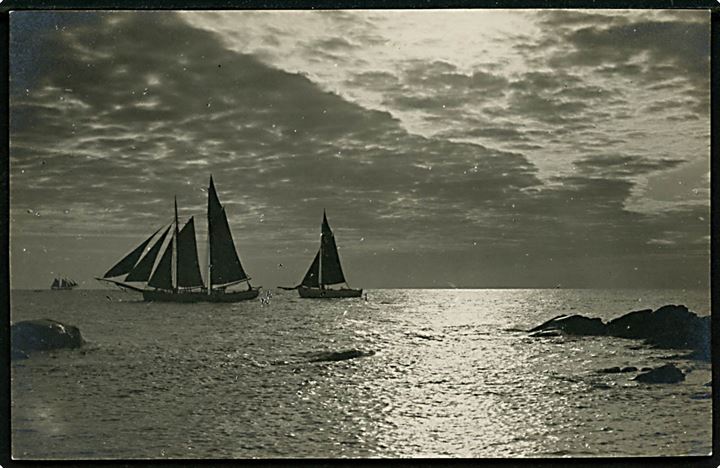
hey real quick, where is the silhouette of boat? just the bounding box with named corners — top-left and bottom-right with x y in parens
top-left (295, 211), bottom-right (362, 299)
top-left (51, 278), bottom-right (77, 290)
top-left (98, 176), bottom-right (259, 302)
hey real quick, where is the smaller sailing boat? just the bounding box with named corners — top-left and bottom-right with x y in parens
top-left (296, 211), bottom-right (362, 299)
top-left (97, 177), bottom-right (259, 303)
top-left (51, 277), bottom-right (77, 290)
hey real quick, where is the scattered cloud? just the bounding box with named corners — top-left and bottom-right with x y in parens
top-left (9, 9), bottom-right (710, 289)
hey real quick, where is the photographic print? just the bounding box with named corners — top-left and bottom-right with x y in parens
top-left (9, 9), bottom-right (711, 458)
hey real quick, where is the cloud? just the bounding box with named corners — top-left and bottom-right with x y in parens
top-left (9, 10), bottom-right (711, 289)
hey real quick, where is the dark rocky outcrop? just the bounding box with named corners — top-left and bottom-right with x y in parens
top-left (11, 319), bottom-right (84, 358)
top-left (551, 315), bottom-right (607, 336)
top-left (308, 349), bottom-right (375, 363)
top-left (606, 308), bottom-right (654, 338)
top-left (529, 314), bottom-right (606, 336)
top-left (634, 364), bottom-right (685, 384)
top-left (529, 304), bottom-right (710, 360)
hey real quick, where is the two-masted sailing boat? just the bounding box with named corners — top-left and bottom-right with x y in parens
top-left (296, 211), bottom-right (362, 299)
top-left (98, 177), bottom-right (259, 303)
top-left (51, 277), bottom-right (77, 290)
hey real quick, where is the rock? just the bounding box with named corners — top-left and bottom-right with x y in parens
top-left (308, 349), bottom-right (375, 363)
top-left (606, 309), bottom-right (653, 338)
top-left (529, 304), bottom-right (710, 360)
top-left (609, 305), bottom-right (707, 350)
top-left (529, 314), bottom-right (606, 336)
top-left (634, 363), bottom-right (685, 384)
top-left (528, 314), bottom-right (567, 333)
top-left (11, 319), bottom-right (84, 356)
top-left (642, 306), bottom-right (709, 354)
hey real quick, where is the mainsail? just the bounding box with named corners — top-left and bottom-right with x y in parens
top-left (208, 176), bottom-right (248, 288)
top-left (319, 212), bottom-right (346, 285)
top-left (301, 211), bottom-right (347, 287)
top-left (176, 217), bottom-right (204, 288)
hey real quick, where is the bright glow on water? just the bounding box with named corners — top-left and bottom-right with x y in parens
top-left (11, 288), bottom-right (710, 458)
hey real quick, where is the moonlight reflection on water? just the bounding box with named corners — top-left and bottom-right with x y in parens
top-left (11, 288), bottom-right (711, 458)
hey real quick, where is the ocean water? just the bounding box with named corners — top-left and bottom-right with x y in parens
top-left (11, 288), bottom-right (711, 459)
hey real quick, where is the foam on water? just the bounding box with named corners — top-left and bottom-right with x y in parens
top-left (11, 288), bottom-right (711, 458)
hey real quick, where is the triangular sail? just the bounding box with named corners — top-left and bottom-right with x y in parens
top-left (125, 225), bottom-right (172, 282)
top-left (319, 212), bottom-right (346, 285)
top-left (103, 226), bottom-right (162, 278)
top-left (51, 278), bottom-right (59, 288)
top-left (147, 238), bottom-right (174, 290)
top-left (176, 217), bottom-right (205, 288)
top-left (301, 251), bottom-right (320, 287)
top-left (208, 177), bottom-right (248, 287)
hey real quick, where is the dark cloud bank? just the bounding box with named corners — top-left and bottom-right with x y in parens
top-left (10, 11), bottom-right (709, 289)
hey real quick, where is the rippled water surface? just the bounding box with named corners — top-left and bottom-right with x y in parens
top-left (11, 288), bottom-right (711, 458)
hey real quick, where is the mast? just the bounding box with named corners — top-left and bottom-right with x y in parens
top-left (319, 210), bottom-right (324, 289)
top-left (207, 176), bottom-right (213, 295)
top-left (173, 196), bottom-right (179, 293)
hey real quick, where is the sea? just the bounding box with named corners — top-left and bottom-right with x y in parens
top-left (10, 288), bottom-right (712, 459)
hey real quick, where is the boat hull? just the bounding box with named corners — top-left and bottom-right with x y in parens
top-left (297, 287), bottom-right (363, 299)
top-left (142, 288), bottom-right (260, 303)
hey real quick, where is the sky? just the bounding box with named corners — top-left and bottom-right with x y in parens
top-left (9, 9), bottom-right (710, 289)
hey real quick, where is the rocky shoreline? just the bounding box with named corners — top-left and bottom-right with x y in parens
top-left (529, 304), bottom-right (710, 384)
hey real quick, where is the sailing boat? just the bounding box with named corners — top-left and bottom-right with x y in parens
top-left (97, 176), bottom-right (260, 303)
top-left (296, 211), bottom-right (362, 299)
top-left (51, 277), bottom-right (77, 290)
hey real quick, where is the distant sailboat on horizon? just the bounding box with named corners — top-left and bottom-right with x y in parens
top-left (51, 277), bottom-right (77, 290)
top-left (97, 176), bottom-right (259, 302)
top-left (295, 211), bottom-right (362, 299)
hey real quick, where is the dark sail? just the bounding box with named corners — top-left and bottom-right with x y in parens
top-left (148, 238), bottom-right (173, 290)
top-left (103, 227), bottom-right (162, 278)
top-left (208, 177), bottom-right (248, 286)
top-left (176, 217), bottom-right (205, 288)
top-left (51, 278), bottom-right (59, 288)
top-left (319, 212), bottom-right (346, 285)
top-left (301, 251), bottom-right (320, 287)
top-left (125, 225), bottom-right (172, 282)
